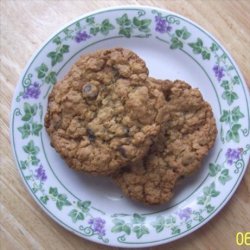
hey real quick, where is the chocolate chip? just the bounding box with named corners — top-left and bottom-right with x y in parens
top-left (118, 145), bottom-right (127, 157)
top-left (123, 165), bottom-right (130, 172)
top-left (83, 84), bottom-right (92, 93)
top-left (82, 83), bottom-right (99, 98)
top-left (123, 127), bottom-right (130, 135)
top-left (87, 128), bottom-right (96, 142)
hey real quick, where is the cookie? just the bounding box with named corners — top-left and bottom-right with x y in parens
top-left (45, 49), bottom-right (169, 175)
top-left (113, 79), bottom-right (217, 204)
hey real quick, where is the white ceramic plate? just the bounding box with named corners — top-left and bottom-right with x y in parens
top-left (10, 6), bottom-right (250, 247)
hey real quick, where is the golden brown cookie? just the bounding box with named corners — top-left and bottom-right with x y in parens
top-left (45, 49), bottom-right (168, 175)
top-left (113, 79), bottom-right (217, 204)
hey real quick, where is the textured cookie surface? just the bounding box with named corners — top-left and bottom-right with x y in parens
top-left (45, 49), bottom-right (168, 175)
top-left (113, 80), bottom-right (217, 204)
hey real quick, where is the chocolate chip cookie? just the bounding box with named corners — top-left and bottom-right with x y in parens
top-left (45, 49), bottom-right (168, 175)
top-left (113, 79), bottom-right (217, 204)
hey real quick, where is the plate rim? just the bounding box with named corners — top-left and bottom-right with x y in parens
top-left (10, 5), bottom-right (250, 248)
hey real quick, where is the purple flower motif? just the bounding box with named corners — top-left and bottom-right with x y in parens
top-left (88, 217), bottom-right (106, 236)
top-left (75, 31), bottom-right (91, 43)
top-left (35, 165), bottom-right (47, 182)
top-left (155, 16), bottom-right (172, 33)
top-left (225, 148), bottom-right (242, 165)
top-left (213, 65), bottom-right (225, 82)
top-left (23, 82), bottom-right (41, 99)
top-left (177, 207), bottom-right (192, 221)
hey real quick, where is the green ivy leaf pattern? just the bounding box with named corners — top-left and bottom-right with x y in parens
top-left (49, 187), bottom-right (58, 196)
top-left (226, 124), bottom-right (241, 143)
top-left (210, 42), bottom-right (219, 52)
top-left (119, 27), bottom-right (131, 38)
top-left (60, 44), bottom-right (69, 53)
top-left (122, 224), bottom-right (131, 235)
top-left (40, 195), bottom-right (49, 204)
top-left (34, 63), bottom-right (57, 91)
top-left (23, 140), bottom-right (39, 155)
top-left (69, 209), bottom-right (84, 223)
top-left (18, 103), bottom-right (42, 139)
top-left (192, 210), bottom-right (204, 222)
top-left (30, 155), bottom-right (40, 165)
top-left (231, 106), bottom-right (244, 122)
top-left (101, 19), bottom-right (115, 35)
top-left (75, 21), bottom-right (81, 31)
top-left (188, 38), bottom-right (211, 60)
top-left (204, 182), bottom-right (220, 197)
top-left (22, 103), bottom-right (37, 121)
top-left (133, 17), bottom-right (151, 32)
top-left (111, 213), bottom-right (149, 239)
top-left (90, 26), bottom-right (99, 36)
top-left (116, 13), bottom-right (131, 26)
top-left (201, 50), bottom-right (210, 60)
top-left (165, 215), bottom-right (176, 225)
top-left (86, 17), bottom-right (115, 36)
top-left (205, 204), bottom-right (215, 213)
top-left (49, 187), bottom-right (71, 210)
top-left (18, 123), bottom-right (31, 139)
top-left (220, 110), bottom-right (230, 123)
top-left (47, 51), bottom-right (63, 66)
top-left (171, 226), bottom-right (181, 235)
top-left (56, 194), bottom-right (71, 210)
top-left (208, 154), bottom-right (234, 188)
top-left (175, 27), bottom-right (191, 39)
top-left (77, 200), bottom-right (91, 213)
top-left (20, 160), bottom-right (28, 170)
top-left (151, 215), bottom-right (181, 235)
top-left (25, 175), bottom-right (33, 180)
top-left (47, 44), bottom-right (69, 67)
top-left (208, 163), bottom-right (221, 177)
top-left (111, 218), bottom-right (131, 235)
top-left (197, 182), bottom-right (219, 213)
top-left (197, 195), bottom-right (206, 205)
top-left (86, 16), bottom-right (95, 25)
top-left (232, 75), bottom-right (240, 85)
top-left (170, 36), bottom-right (183, 49)
top-left (133, 225), bottom-right (149, 239)
top-left (221, 80), bottom-right (230, 90)
top-left (222, 91), bottom-right (238, 105)
top-left (220, 106), bottom-right (244, 143)
top-left (63, 28), bottom-right (74, 40)
top-left (36, 63), bottom-right (48, 79)
top-left (169, 27), bottom-right (191, 49)
top-left (210, 42), bottom-right (246, 142)
top-left (132, 213), bottom-right (145, 224)
top-left (31, 123), bottom-right (43, 135)
top-left (219, 169), bottom-right (232, 185)
top-left (53, 36), bottom-right (62, 45)
top-left (189, 38), bottom-right (203, 53)
top-left (45, 71), bottom-right (57, 85)
top-left (34, 62), bottom-right (58, 96)
top-left (151, 216), bottom-right (165, 233)
top-left (116, 13), bottom-right (151, 38)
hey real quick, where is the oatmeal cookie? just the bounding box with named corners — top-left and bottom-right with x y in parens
top-left (45, 49), bottom-right (168, 175)
top-left (113, 79), bottom-right (217, 204)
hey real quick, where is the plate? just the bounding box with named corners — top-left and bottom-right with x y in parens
top-left (10, 6), bottom-right (250, 247)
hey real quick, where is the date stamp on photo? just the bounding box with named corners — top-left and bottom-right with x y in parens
top-left (236, 232), bottom-right (250, 246)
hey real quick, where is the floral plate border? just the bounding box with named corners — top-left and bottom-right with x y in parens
top-left (10, 6), bottom-right (250, 247)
